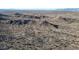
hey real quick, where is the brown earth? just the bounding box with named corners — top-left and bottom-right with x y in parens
top-left (0, 11), bottom-right (79, 50)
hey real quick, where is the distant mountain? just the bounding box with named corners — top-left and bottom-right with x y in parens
top-left (0, 8), bottom-right (79, 13)
top-left (0, 9), bottom-right (54, 13)
top-left (0, 9), bottom-right (26, 13)
top-left (55, 8), bottom-right (79, 12)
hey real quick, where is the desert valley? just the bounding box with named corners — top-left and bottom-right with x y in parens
top-left (0, 10), bottom-right (79, 50)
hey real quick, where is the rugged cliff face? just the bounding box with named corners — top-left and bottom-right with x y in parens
top-left (0, 12), bottom-right (79, 50)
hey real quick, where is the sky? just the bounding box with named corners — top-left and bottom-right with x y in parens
top-left (0, 0), bottom-right (79, 9)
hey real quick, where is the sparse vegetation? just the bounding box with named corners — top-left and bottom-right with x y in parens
top-left (0, 11), bottom-right (79, 50)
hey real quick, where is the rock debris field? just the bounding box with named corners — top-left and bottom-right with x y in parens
top-left (0, 11), bottom-right (79, 50)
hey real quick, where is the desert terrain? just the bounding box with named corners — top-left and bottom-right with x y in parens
top-left (0, 10), bottom-right (79, 50)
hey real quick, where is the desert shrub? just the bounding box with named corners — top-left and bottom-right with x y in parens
top-left (27, 15), bottom-right (34, 18)
top-left (8, 20), bottom-right (32, 25)
top-left (8, 20), bottom-right (13, 24)
top-left (34, 16), bottom-right (41, 19)
top-left (0, 35), bottom-right (8, 41)
top-left (0, 43), bottom-right (9, 50)
top-left (8, 20), bottom-right (22, 25)
top-left (0, 34), bottom-right (16, 41)
top-left (14, 20), bottom-right (22, 25)
top-left (0, 17), bottom-right (8, 20)
top-left (23, 20), bottom-right (31, 24)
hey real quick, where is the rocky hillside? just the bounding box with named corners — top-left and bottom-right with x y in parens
top-left (0, 12), bottom-right (79, 50)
